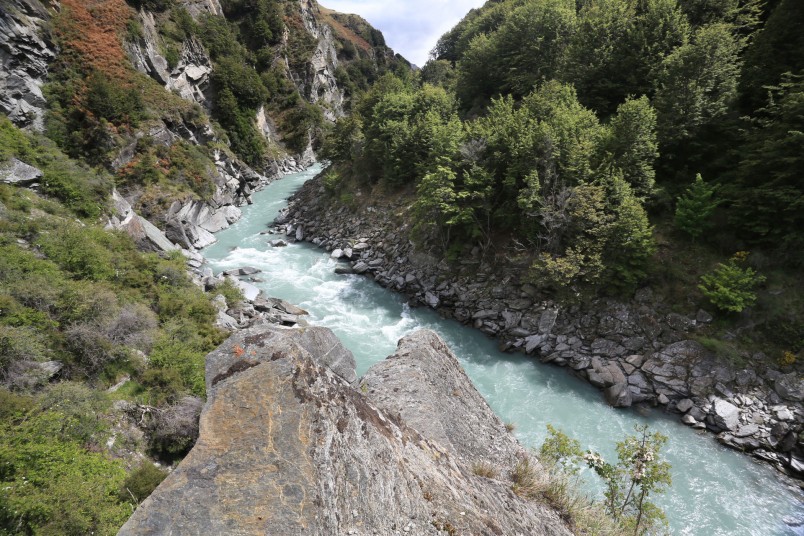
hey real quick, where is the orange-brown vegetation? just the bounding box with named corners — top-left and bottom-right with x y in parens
top-left (318, 8), bottom-right (372, 53)
top-left (56, 0), bottom-right (134, 79)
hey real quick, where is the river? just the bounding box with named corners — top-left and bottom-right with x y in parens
top-left (203, 165), bottom-right (803, 535)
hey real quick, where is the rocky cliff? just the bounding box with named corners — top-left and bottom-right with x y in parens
top-left (119, 325), bottom-right (572, 536)
top-left (0, 0), bottom-right (55, 131)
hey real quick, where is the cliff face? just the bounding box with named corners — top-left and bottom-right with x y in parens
top-left (119, 325), bottom-right (571, 536)
top-left (0, 0), bottom-right (56, 131)
top-left (0, 0), bottom-right (403, 257)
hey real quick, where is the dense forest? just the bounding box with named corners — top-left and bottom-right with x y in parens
top-left (323, 0), bottom-right (803, 356)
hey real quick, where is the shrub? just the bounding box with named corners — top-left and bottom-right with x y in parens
top-left (0, 407), bottom-right (128, 535)
top-left (147, 396), bottom-right (203, 460)
top-left (216, 278), bottom-right (245, 307)
top-left (471, 461), bottom-right (499, 479)
top-left (36, 226), bottom-right (116, 281)
top-left (148, 335), bottom-right (206, 396)
top-left (139, 367), bottom-right (185, 405)
top-left (84, 71), bottom-right (143, 125)
top-left (38, 382), bottom-right (110, 444)
top-left (64, 322), bottom-right (117, 374)
top-left (699, 252), bottom-right (766, 313)
top-left (119, 462), bottom-right (167, 504)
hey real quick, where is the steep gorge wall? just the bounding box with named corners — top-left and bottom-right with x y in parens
top-left (0, 0), bottom-right (378, 255)
top-left (0, 0), bottom-right (56, 131)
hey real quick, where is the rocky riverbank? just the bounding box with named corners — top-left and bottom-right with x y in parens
top-left (275, 173), bottom-right (804, 481)
top-left (119, 325), bottom-right (573, 535)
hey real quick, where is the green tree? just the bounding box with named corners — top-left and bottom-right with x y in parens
top-left (675, 173), bottom-right (718, 240)
top-left (564, 0), bottom-right (635, 114)
top-left (699, 252), bottom-right (766, 312)
top-left (583, 425), bottom-right (672, 535)
top-left (728, 76), bottom-right (804, 261)
top-left (541, 424), bottom-right (671, 535)
top-left (606, 96), bottom-right (659, 198)
top-left (654, 23), bottom-right (742, 146)
top-left (603, 177), bottom-right (656, 292)
top-left (739, 0), bottom-right (804, 111)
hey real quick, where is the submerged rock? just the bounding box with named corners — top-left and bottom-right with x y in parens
top-left (119, 326), bottom-right (571, 535)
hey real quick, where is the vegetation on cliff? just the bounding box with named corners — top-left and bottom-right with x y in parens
top-left (0, 116), bottom-right (224, 535)
top-left (323, 0), bottom-right (803, 363)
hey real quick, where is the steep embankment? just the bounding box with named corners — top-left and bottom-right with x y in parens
top-left (0, 1), bottom-right (413, 533)
top-left (279, 174), bottom-right (804, 479)
top-left (119, 325), bottom-right (572, 536)
top-left (1, 0), bottom-right (408, 254)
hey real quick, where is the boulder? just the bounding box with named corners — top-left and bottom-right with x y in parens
top-left (538, 309), bottom-right (558, 334)
top-left (352, 261), bottom-right (370, 274)
top-left (775, 374), bottom-right (804, 402)
top-left (682, 414), bottom-right (698, 426)
top-left (605, 382), bottom-right (633, 408)
top-left (524, 334), bottom-right (545, 354)
top-left (227, 276), bottom-right (260, 302)
top-left (361, 330), bottom-right (523, 467)
top-left (710, 398), bottom-right (740, 431)
top-left (0, 158), bottom-right (42, 185)
top-left (119, 326), bottom-right (571, 536)
top-left (676, 398), bottom-right (694, 413)
top-left (424, 291), bottom-right (439, 308)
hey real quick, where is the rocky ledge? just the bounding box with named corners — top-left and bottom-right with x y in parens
top-left (119, 326), bottom-right (571, 536)
top-left (275, 175), bottom-right (804, 480)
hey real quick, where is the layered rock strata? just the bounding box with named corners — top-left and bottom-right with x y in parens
top-left (0, 0), bottom-right (56, 131)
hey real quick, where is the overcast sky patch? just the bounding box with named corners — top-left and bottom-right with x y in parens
top-left (320, 0), bottom-right (487, 66)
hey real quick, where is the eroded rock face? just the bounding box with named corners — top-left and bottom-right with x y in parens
top-left (297, 0), bottom-right (345, 121)
top-left (0, 0), bottom-right (56, 131)
top-left (119, 326), bottom-right (571, 536)
top-left (362, 330), bottom-right (522, 468)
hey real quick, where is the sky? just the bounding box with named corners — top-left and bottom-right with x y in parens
top-left (320, 0), bottom-right (488, 66)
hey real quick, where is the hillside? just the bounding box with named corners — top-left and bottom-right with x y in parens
top-left (0, 0), bottom-right (411, 533)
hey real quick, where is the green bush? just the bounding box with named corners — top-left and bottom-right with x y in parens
top-left (147, 396), bottom-right (202, 460)
top-left (0, 404), bottom-right (128, 535)
top-left (37, 226), bottom-right (116, 281)
top-left (216, 278), bottom-right (245, 307)
top-left (139, 367), bottom-right (185, 405)
top-left (119, 462), bottom-right (167, 504)
top-left (699, 252), bottom-right (766, 313)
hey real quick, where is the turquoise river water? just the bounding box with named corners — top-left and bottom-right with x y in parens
top-left (203, 165), bottom-right (803, 535)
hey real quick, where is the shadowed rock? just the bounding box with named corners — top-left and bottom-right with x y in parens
top-left (119, 326), bottom-right (570, 536)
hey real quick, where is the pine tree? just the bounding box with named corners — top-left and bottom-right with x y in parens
top-left (675, 174), bottom-right (718, 240)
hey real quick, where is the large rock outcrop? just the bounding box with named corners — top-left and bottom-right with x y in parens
top-left (0, 0), bottom-right (56, 131)
top-left (119, 326), bottom-right (570, 536)
top-left (296, 0), bottom-right (345, 121)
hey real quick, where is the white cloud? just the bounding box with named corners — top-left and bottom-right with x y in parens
top-left (319, 0), bottom-right (487, 66)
